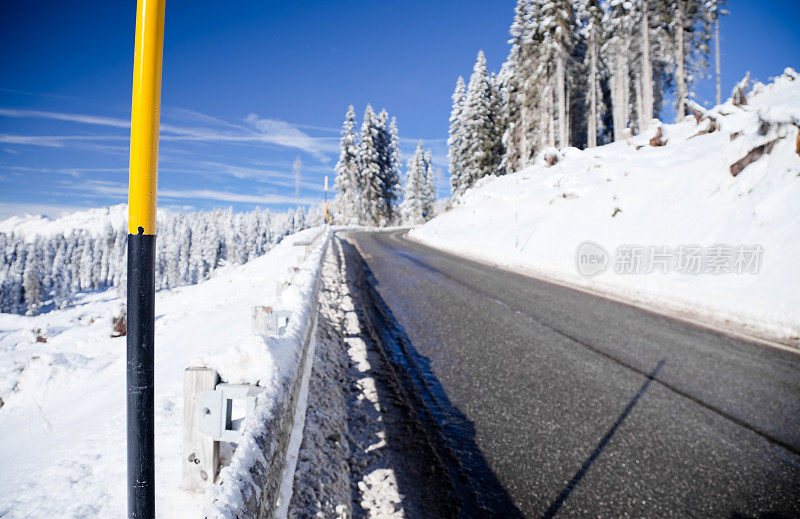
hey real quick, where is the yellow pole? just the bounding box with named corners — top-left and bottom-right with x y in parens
top-left (324, 175), bottom-right (329, 223)
top-left (127, 1), bottom-right (165, 518)
top-left (128, 0), bottom-right (166, 236)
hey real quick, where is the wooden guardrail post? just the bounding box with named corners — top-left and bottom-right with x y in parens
top-left (183, 367), bottom-right (219, 491)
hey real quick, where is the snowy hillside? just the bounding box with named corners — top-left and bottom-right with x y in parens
top-left (0, 204), bottom-right (129, 240)
top-left (411, 69), bottom-right (800, 345)
top-left (0, 228), bottom-right (323, 517)
top-left (0, 205), bottom-right (314, 316)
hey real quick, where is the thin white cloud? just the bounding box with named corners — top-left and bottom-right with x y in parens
top-left (159, 188), bottom-right (319, 205)
top-left (198, 160), bottom-right (323, 189)
top-left (0, 134), bottom-right (127, 147)
top-left (76, 180), bottom-right (319, 206)
top-left (0, 106), bottom-right (334, 160)
top-left (4, 165), bottom-right (128, 177)
top-left (242, 114), bottom-right (334, 160)
top-left (0, 108), bottom-right (130, 128)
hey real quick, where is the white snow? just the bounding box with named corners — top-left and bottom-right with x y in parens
top-left (411, 69), bottom-right (800, 345)
top-left (0, 226), bottom-right (325, 518)
top-left (274, 317), bottom-right (317, 519)
top-left (0, 204), bottom-right (129, 239)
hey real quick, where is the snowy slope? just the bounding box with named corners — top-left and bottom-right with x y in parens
top-left (0, 227), bottom-right (323, 518)
top-left (0, 204), bottom-right (129, 239)
top-left (411, 69), bottom-right (800, 344)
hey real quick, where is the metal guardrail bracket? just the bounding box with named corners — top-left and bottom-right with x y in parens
top-left (252, 306), bottom-right (291, 336)
top-left (198, 383), bottom-right (266, 443)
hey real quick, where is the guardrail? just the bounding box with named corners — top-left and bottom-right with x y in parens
top-left (187, 229), bottom-right (330, 519)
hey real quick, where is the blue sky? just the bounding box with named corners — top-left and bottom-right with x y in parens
top-left (1, 0), bottom-right (798, 219)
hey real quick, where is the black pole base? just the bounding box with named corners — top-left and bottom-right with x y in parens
top-left (127, 232), bottom-right (156, 519)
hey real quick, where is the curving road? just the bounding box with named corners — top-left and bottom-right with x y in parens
top-left (344, 230), bottom-right (800, 518)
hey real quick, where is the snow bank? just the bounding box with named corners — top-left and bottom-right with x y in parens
top-left (411, 69), bottom-right (800, 345)
top-left (204, 229), bottom-right (330, 519)
top-left (0, 226), bottom-right (327, 518)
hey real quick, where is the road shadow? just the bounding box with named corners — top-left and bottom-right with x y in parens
top-left (341, 238), bottom-right (524, 518)
top-left (542, 359), bottom-right (666, 519)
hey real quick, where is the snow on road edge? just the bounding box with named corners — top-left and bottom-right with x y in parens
top-left (204, 229), bottom-right (331, 518)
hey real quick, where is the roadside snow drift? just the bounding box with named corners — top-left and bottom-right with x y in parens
top-left (411, 69), bottom-right (800, 344)
top-left (0, 227), bottom-right (324, 518)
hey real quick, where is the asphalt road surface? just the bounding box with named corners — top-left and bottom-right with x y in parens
top-left (345, 230), bottom-right (800, 518)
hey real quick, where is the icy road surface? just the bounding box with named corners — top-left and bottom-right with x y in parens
top-left (344, 230), bottom-right (800, 518)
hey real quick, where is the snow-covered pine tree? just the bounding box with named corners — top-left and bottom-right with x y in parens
top-left (580, 0), bottom-right (606, 147)
top-left (666, 0), bottom-right (708, 121)
top-left (99, 223), bottom-right (114, 286)
top-left (233, 212), bottom-right (248, 264)
top-left (91, 234), bottom-right (104, 289)
top-left (178, 221), bottom-right (191, 285)
top-left (358, 105), bottom-right (384, 226)
top-left (39, 236), bottom-right (55, 296)
top-left (448, 76), bottom-right (467, 194)
top-left (79, 232), bottom-right (94, 291)
top-left (50, 242), bottom-right (71, 310)
top-left (603, 0), bottom-right (636, 140)
top-left (375, 109), bottom-right (391, 222)
top-left (536, 0), bottom-right (577, 148)
top-left (636, 0), bottom-right (655, 132)
top-left (165, 228), bottom-right (181, 288)
top-left (703, 0), bottom-right (727, 105)
top-left (111, 228), bottom-right (127, 288)
top-left (333, 106), bottom-right (361, 225)
top-left (5, 244), bottom-right (26, 314)
top-left (293, 206), bottom-right (306, 232)
top-left (458, 51), bottom-right (504, 196)
top-left (202, 220), bottom-right (220, 275)
top-left (422, 149), bottom-right (437, 219)
top-left (504, 0), bottom-right (541, 171)
top-left (402, 142), bottom-right (428, 225)
top-left (22, 244), bottom-right (43, 315)
top-left (189, 218), bottom-right (206, 282)
top-left (244, 212), bottom-right (259, 262)
top-left (67, 231), bottom-right (81, 293)
top-left (382, 116), bottom-right (403, 225)
top-left (489, 72), bottom-right (508, 171)
top-left (371, 109), bottom-right (400, 226)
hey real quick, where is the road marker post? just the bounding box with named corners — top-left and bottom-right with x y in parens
top-left (324, 175), bottom-right (329, 223)
top-left (126, 0), bottom-right (166, 517)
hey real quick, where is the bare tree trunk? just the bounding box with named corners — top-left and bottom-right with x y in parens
top-left (715, 19), bottom-right (721, 106)
top-left (566, 83), bottom-right (571, 147)
top-left (675, 2), bottom-right (687, 122)
top-left (540, 87), bottom-right (548, 150)
top-left (635, 72), bottom-right (644, 134)
top-left (640, 1), bottom-right (654, 129)
top-left (612, 50), bottom-right (630, 141)
top-left (587, 37), bottom-right (597, 148)
top-left (612, 52), bottom-right (622, 141)
top-left (548, 85), bottom-right (555, 148)
top-left (556, 55), bottom-right (567, 148)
